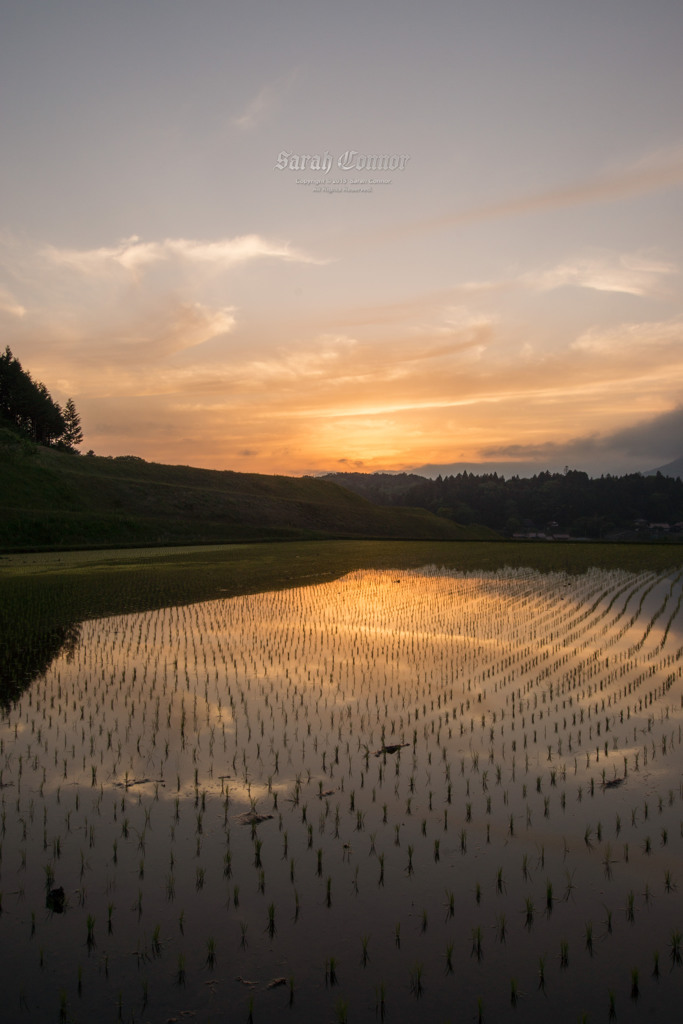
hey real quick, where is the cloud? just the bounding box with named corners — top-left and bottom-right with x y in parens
top-left (43, 233), bottom-right (321, 276)
top-left (233, 85), bottom-right (278, 129)
top-left (117, 302), bottom-right (236, 360)
top-left (0, 229), bottom-right (322, 385)
top-left (482, 404), bottom-right (683, 466)
top-left (231, 334), bottom-right (359, 387)
top-left (571, 317), bottom-right (683, 354)
top-left (393, 145), bottom-right (683, 240)
top-left (0, 286), bottom-right (26, 317)
top-left (223, 313), bottom-right (501, 402)
top-left (599, 406), bottom-right (683, 461)
top-left (232, 70), bottom-right (300, 130)
top-left (3, 220), bottom-right (682, 476)
top-left (522, 251), bottom-right (677, 297)
top-left (9, 300), bottom-right (237, 395)
top-left (166, 236), bottom-right (313, 264)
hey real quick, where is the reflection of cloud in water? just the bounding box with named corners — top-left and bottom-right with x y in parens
top-left (1, 564), bottom-right (683, 1024)
top-left (6, 566), bottom-right (683, 803)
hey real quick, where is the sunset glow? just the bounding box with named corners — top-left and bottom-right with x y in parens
top-left (2, 0), bottom-right (682, 476)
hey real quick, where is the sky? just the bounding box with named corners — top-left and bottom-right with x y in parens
top-left (1, 0), bottom-right (683, 478)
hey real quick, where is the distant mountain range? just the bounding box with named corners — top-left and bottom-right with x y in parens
top-left (645, 455), bottom-right (683, 479)
top-left (320, 456), bottom-right (683, 481)
top-left (412, 457), bottom-right (683, 480)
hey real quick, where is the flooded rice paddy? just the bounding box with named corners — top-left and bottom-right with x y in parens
top-left (1, 562), bottom-right (683, 1023)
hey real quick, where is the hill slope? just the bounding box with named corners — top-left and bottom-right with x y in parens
top-left (644, 455), bottom-right (683, 479)
top-left (0, 449), bottom-right (495, 550)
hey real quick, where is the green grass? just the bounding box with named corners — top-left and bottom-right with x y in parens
top-left (0, 446), bottom-right (494, 550)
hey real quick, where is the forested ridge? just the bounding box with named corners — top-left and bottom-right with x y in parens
top-left (324, 470), bottom-right (683, 538)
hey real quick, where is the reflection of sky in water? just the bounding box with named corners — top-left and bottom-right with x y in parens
top-left (1, 565), bottom-right (682, 1024)
top-left (7, 564), bottom-right (679, 801)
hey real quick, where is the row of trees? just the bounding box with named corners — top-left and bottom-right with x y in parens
top-left (325, 469), bottom-right (683, 536)
top-left (0, 347), bottom-right (83, 451)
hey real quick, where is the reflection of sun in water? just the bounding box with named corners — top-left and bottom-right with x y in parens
top-left (1, 564), bottom-right (682, 1023)
top-left (21, 563), bottom-right (681, 797)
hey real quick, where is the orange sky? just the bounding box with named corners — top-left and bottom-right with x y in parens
top-left (2, 0), bottom-right (683, 476)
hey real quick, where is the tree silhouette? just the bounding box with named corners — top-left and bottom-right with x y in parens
top-left (0, 346), bottom-right (82, 449)
top-left (61, 397), bottom-right (84, 451)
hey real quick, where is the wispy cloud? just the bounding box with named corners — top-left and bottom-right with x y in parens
top-left (43, 233), bottom-right (321, 276)
top-left (571, 317), bottom-right (683, 354)
top-left (42, 237), bottom-right (163, 275)
top-left (3, 220), bottom-right (681, 475)
top-left (110, 301), bottom-right (236, 360)
top-left (234, 334), bottom-right (358, 386)
top-left (15, 301), bottom-right (237, 390)
top-left (0, 286), bottom-right (26, 317)
top-left (398, 145), bottom-right (683, 239)
top-left (521, 251), bottom-right (677, 297)
top-left (232, 70), bottom-right (300, 130)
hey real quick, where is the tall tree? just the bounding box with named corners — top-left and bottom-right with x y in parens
top-left (60, 397), bottom-right (84, 451)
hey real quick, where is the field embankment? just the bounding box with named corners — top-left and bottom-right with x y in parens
top-left (0, 448), bottom-right (495, 551)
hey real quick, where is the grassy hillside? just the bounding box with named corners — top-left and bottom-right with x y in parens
top-left (0, 448), bottom-right (496, 550)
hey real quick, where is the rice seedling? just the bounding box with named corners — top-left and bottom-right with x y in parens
top-left (334, 997), bottom-right (348, 1022)
top-left (410, 962), bottom-right (424, 997)
top-left (604, 905), bottom-right (613, 935)
top-left (626, 890), bottom-right (635, 923)
top-left (559, 939), bottom-right (569, 968)
top-left (630, 966), bottom-right (639, 1000)
top-left (2, 553), bottom-right (682, 1022)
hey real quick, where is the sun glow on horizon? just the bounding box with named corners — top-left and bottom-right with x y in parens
top-left (1, 1), bottom-right (683, 478)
